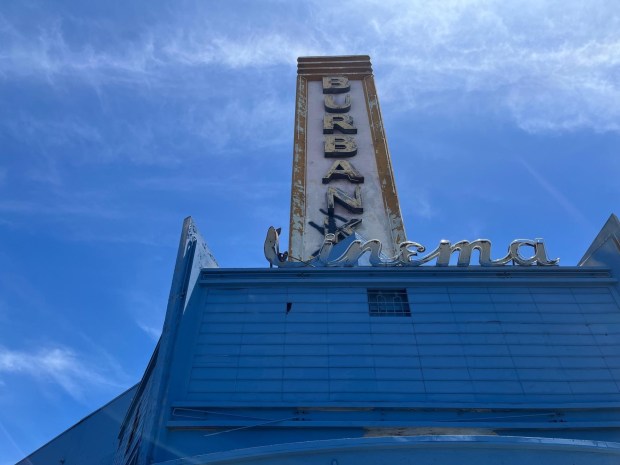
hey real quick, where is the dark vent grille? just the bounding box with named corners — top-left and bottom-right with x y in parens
top-left (367, 289), bottom-right (411, 316)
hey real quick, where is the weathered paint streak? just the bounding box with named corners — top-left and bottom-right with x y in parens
top-left (289, 76), bottom-right (308, 260)
top-left (362, 75), bottom-right (407, 247)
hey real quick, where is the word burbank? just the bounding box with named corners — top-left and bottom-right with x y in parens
top-left (309, 76), bottom-right (365, 247)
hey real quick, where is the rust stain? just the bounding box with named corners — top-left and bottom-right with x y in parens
top-left (289, 76), bottom-right (308, 258)
top-left (363, 75), bottom-right (408, 249)
top-left (364, 427), bottom-right (497, 437)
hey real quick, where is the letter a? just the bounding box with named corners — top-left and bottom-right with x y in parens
top-left (325, 136), bottom-right (357, 157)
top-left (322, 160), bottom-right (364, 184)
top-left (323, 76), bottom-right (350, 94)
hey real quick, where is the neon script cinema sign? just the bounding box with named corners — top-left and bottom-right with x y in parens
top-left (265, 227), bottom-right (559, 268)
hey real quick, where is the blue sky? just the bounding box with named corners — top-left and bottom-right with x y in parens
top-left (0, 0), bottom-right (619, 463)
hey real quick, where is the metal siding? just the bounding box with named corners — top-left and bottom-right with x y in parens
top-left (183, 282), bottom-right (620, 405)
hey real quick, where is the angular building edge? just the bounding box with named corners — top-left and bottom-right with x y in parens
top-left (113, 217), bottom-right (219, 465)
top-left (579, 213), bottom-right (620, 269)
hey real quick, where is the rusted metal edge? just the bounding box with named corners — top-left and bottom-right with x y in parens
top-left (299, 73), bottom-right (373, 81)
top-left (298, 55), bottom-right (372, 76)
top-left (299, 67), bottom-right (373, 74)
top-left (299, 64), bottom-right (372, 70)
top-left (288, 76), bottom-right (308, 260)
top-left (362, 74), bottom-right (408, 250)
top-left (298, 55), bottom-right (371, 63)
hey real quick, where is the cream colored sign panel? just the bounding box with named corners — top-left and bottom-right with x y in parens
top-left (289, 66), bottom-right (407, 262)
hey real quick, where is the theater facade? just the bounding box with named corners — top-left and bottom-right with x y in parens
top-left (17, 56), bottom-right (620, 465)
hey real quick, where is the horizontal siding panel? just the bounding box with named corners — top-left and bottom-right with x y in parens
top-left (188, 380), bottom-right (236, 393)
top-left (371, 333), bottom-right (414, 344)
top-left (448, 293), bottom-right (494, 303)
top-left (424, 380), bottom-right (475, 394)
top-left (284, 333), bottom-right (328, 344)
top-left (327, 333), bottom-right (372, 344)
top-left (521, 381), bottom-right (573, 395)
top-left (370, 323), bottom-right (415, 333)
top-left (530, 293), bottom-right (577, 303)
top-left (560, 356), bottom-right (608, 368)
top-left (573, 292), bottom-right (615, 303)
top-left (236, 322), bottom-right (286, 333)
top-left (282, 323), bottom-right (329, 333)
top-left (469, 368), bottom-right (520, 381)
top-left (284, 344), bottom-right (328, 356)
top-left (329, 380), bottom-right (378, 392)
top-left (283, 355), bottom-right (329, 367)
top-left (328, 312), bottom-right (371, 322)
top-left (473, 381), bottom-right (523, 394)
top-left (374, 367), bottom-right (423, 379)
top-left (236, 380), bottom-right (282, 392)
top-left (284, 367), bottom-right (329, 378)
top-left (446, 303), bottom-right (495, 313)
top-left (326, 302), bottom-right (366, 313)
top-left (283, 380), bottom-right (328, 393)
top-left (194, 344), bottom-right (240, 356)
top-left (570, 381), bottom-right (619, 394)
top-left (466, 356), bottom-right (515, 369)
top-left (462, 344), bottom-right (512, 356)
top-left (193, 355), bottom-right (238, 367)
top-left (237, 367), bottom-right (284, 379)
top-left (328, 344), bottom-right (375, 356)
top-left (242, 333), bottom-right (286, 344)
top-left (418, 357), bottom-right (469, 370)
top-left (375, 380), bottom-right (426, 392)
top-left (328, 322), bottom-right (371, 333)
top-left (330, 367), bottom-right (374, 378)
top-left (239, 344), bottom-right (284, 356)
top-left (422, 368), bottom-right (470, 380)
top-left (198, 333), bottom-right (243, 344)
top-left (284, 312), bottom-right (329, 322)
top-left (535, 303), bottom-right (582, 313)
top-left (179, 282), bottom-right (620, 405)
top-left (408, 293), bottom-right (451, 303)
top-left (490, 293), bottom-right (534, 303)
top-left (235, 356), bottom-right (283, 367)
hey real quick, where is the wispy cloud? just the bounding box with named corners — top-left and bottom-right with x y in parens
top-left (123, 290), bottom-right (166, 342)
top-left (0, 197), bottom-right (122, 220)
top-left (0, 345), bottom-right (130, 400)
top-left (519, 158), bottom-right (590, 226)
top-left (136, 322), bottom-right (161, 342)
top-left (1, 0), bottom-right (617, 167)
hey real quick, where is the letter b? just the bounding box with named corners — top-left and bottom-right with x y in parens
top-left (323, 76), bottom-right (350, 94)
top-left (324, 136), bottom-right (357, 157)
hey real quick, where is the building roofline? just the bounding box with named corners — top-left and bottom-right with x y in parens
top-left (198, 266), bottom-right (614, 288)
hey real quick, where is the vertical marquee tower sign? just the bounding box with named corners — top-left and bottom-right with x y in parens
top-left (289, 55), bottom-right (407, 262)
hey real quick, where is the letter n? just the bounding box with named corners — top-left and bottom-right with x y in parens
top-left (327, 186), bottom-right (363, 214)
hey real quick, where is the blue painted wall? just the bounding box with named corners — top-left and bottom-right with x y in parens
top-left (138, 266), bottom-right (620, 463)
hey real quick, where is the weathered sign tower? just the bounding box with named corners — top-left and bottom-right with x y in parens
top-left (289, 56), bottom-right (406, 262)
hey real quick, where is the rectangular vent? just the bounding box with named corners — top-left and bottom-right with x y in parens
top-left (367, 289), bottom-right (411, 316)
